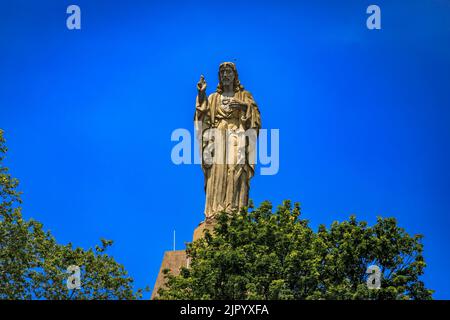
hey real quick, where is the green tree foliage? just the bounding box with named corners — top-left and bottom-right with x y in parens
top-left (159, 200), bottom-right (433, 300)
top-left (0, 129), bottom-right (146, 299)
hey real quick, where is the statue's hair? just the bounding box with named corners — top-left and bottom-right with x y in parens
top-left (216, 62), bottom-right (244, 94)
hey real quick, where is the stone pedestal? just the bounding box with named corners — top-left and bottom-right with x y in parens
top-left (150, 250), bottom-right (187, 299)
top-left (151, 220), bottom-right (217, 299)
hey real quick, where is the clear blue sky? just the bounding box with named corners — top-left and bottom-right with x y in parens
top-left (1, 0), bottom-right (449, 299)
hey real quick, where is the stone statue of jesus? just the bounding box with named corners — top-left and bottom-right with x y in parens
top-left (194, 62), bottom-right (261, 221)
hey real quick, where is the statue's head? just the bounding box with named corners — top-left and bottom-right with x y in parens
top-left (217, 62), bottom-right (244, 93)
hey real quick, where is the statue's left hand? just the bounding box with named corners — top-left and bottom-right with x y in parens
top-left (229, 98), bottom-right (247, 109)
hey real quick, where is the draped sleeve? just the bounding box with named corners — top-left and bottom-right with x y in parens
top-left (241, 90), bottom-right (261, 133)
top-left (235, 90), bottom-right (261, 180)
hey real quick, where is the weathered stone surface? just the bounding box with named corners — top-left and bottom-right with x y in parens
top-left (151, 250), bottom-right (187, 299)
top-left (195, 62), bottom-right (261, 220)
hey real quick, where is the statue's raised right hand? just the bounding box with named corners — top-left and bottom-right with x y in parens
top-left (197, 75), bottom-right (207, 93)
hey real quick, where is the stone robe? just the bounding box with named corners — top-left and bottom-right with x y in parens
top-left (194, 90), bottom-right (261, 220)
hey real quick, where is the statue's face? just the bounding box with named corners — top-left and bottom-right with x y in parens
top-left (220, 66), bottom-right (235, 87)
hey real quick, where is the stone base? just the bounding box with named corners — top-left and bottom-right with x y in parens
top-left (151, 219), bottom-right (218, 299)
top-left (151, 250), bottom-right (187, 299)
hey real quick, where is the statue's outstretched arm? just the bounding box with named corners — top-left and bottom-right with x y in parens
top-left (195, 75), bottom-right (208, 113)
